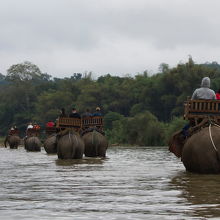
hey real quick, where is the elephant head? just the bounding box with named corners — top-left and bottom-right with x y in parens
top-left (168, 130), bottom-right (185, 158)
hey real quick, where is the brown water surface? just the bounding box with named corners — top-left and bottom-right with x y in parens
top-left (0, 146), bottom-right (220, 220)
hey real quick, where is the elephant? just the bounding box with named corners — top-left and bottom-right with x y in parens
top-left (44, 134), bottom-right (57, 154)
top-left (182, 125), bottom-right (220, 174)
top-left (57, 131), bottom-right (84, 159)
top-left (170, 124), bottom-right (220, 174)
top-left (24, 136), bottom-right (41, 151)
top-left (4, 135), bottom-right (21, 149)
top-left (82, 130), bottom-right (108, 157)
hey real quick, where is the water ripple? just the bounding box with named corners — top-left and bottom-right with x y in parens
top-left (0, 146), bottom-right (219, 219)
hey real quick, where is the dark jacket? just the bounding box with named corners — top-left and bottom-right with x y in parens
top-left (93, 111), bottom-right (102, 116)
top-left (69, 112), bottom-right (81, 119)
top-left (59, 113), bottom-right (67, 118)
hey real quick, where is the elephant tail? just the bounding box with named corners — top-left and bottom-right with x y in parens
top-left (92, 131), bottom-right (100, 156)
top-left (69, 132), bottom-right (77, 158)
top-left (4, 136), bottom-right (8, 148)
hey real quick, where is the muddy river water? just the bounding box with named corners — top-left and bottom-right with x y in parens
top-left (0, 146), bottom-right (220, 220)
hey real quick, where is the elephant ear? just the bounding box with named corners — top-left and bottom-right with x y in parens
top-left (168, 130), bottom-right (185, 158)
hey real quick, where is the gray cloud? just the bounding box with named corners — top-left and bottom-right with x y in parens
top-left (1, 0), bottom-right (220, 77)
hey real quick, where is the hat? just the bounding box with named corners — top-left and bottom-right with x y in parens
top-left (96, 107), bottom-right (100, 111)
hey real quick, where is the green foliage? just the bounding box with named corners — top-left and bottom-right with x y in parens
top-left (34, 90), bottom-right (75, 123)
top-left (104, 111), bottom-right (124, 130)
top-left (105, 117), bottom-right (127, 144)
top-left (163, 117), bottom-right (186, 144)
top-left (125, 111), bottom-right (165, 146)
top-left (6, 61), bottom-right (43, 81)
top-left (1, 58), bottom-right (220, 146)
top-left (106, 111), bottom-right (165, 146)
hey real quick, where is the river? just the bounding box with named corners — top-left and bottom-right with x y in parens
top-left (0, 146), bottom-right (220, 220)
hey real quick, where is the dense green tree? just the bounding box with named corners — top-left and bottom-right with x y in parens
top-left (104, 111), bottom-right (124, 130)
top-left (1, 59), bottom-right (220, 145)
top-left (6, 61), bottom-right (43, 81)
top-left (34, 90), bottom-right (75, 123)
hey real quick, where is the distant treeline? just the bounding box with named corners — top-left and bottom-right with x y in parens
top-left (1, 58), bottom-right (220, 145)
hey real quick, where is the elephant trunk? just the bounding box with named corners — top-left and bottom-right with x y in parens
top-left (168, 130), bottom-right (185, 158)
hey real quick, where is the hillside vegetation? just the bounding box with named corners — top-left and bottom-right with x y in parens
top-left (1, 58), bottom-right (220, 145)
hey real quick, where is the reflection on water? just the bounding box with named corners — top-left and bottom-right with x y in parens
top-left (0, 146), bottom-right (220, 219)
top-left (170, 172), bottom-right (220, 218)
top-left (55, 157), bottom-right (106, 166)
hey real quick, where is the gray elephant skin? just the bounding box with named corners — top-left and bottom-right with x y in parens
top-left (182, 126), bottom-right (220, 174)
top-left (44, 135), bottom-right (57, 154)
top-left (82, 130), bottom-right (108, 157)
top-left (57, 132), bottom-right (84, 159)
top-left (4, 135), bottom-right (21, 149)
top-left (24, 136), bottom-right (41, 151)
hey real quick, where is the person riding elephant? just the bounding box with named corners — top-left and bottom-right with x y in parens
top-left (24, 122), bottom-right (42, 151)
top-left (57, 129), bottom-right (84, 159)
top-left (82, 129), bottom-right (108, 157)
top-left (4, 126), bottom-right (21, 149)
top-left (24, 135), bottom-right (42, 151)
top-left (191, 77), bottom-right (216, 100)
top-left (181, 77), bottom-right (216, 139)
top-left (69, 108), bottom-right (81, 119)
top-left (59, 108), bottom-right (67, 118)
top-left (169, 117), bottom-right (220, 174)
top-left (92, 107), bottom-right (102, 116)
top-left (169, 77), bottom-right (220, 173)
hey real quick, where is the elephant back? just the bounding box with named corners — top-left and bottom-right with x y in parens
top-left (57, 132), bottom-right (84, 159)
top-left (8, 135), bottom-right (21, 149)
top-left (182, 125), bottom-right (220, 173)
top-left (44, 135), bottom-right (57, 154)
top-left (25, 136), bottom-right (41, 151)
top-left (82, 130), bottom-right (108, 157)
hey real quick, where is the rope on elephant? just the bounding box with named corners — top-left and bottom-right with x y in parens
top-left (74, 133), bottom-right (78, 146)
top-left (209, 124), bottom-right (218, 152)
top-left (81, 127), bottom-right (105, 136)
top-left (68, 132), bottom-right (71, 144)
top-left (57, 128), bottom-right (78, 137)
top-left (92, 130), bottom-right (95, 145)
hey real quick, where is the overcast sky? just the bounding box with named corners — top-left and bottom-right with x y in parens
top-left (1, 0), bottom-right (220, 78)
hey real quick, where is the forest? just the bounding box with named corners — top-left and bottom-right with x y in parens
top-left (1, 57), bottom-right (220, 146)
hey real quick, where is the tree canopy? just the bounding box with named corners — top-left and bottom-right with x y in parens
top-left (1, 58), bottom-right (220, 145)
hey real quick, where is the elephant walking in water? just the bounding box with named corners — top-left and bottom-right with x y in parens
top-left (182, 125), bottom-right (220, 174)
top-left (44, 134), bottom-right (57, 154)
top-left (82, 130), bottom-right (108, 157)
top-left (24, 136), bottom-right (41, 151)
top-left (57, 130), bottom-right (84, 159)
top-left (4, 135), bottom-right (21, 149)
top-left (170, 123), bottom-right (220, 174)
